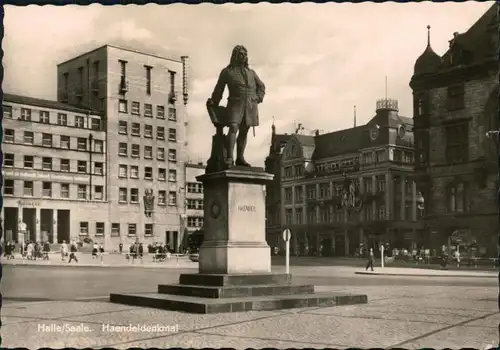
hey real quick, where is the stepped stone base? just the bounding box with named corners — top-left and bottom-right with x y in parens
top-left (109, 273), bottom-right (368, 314)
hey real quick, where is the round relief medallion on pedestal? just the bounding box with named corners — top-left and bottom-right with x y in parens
top-left (210, 200), bottom-right (221, 219)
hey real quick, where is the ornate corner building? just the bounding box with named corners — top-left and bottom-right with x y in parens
top-left (410, 4), bottom-right (498, 256)
top-left (265, 99), bottom-right (420, 257)
top-left (2, 45), bottom-right (190, 251)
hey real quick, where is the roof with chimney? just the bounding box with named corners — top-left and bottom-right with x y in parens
top-left (414, 3), bottom-right (497, 76)
top-left (441, 3), bottom-right (497, 65)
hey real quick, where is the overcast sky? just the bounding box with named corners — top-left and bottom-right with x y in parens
top-left (4, 2), bottom-right (493, 166)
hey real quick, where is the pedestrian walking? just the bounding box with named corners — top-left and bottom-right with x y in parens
top-left (455, 250), bottom-right (461, 268)
top-left (60, 241), bottom-right (68, 261)
top-left (43, 241), bottom-right (50, 260)
top-left (130, 243), bottom-right (137, 264)
top-left (119, 242), bottom-right (123, 254)
top-left (99, 243), bottom-right (104, 263)
top-left (68, 241), bottom-right (79, 263)
top-left (366, 248), bottom-right (375, 271)
top-left (27, 241), bottom-right (34, 260)
top-left (92, 242), bottom-right (98, 259)
top-left (138, 243), bottom-right (144, 264)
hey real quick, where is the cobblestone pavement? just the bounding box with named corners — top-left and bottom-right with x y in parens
top-left (2, 284), bottom-right (497, 348)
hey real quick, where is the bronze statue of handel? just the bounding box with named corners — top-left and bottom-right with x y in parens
top-left (207, 45), bottom-right (266, 167)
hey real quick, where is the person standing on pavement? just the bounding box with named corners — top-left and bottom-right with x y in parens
top-left (366, 248), bottom-right (375, 271)
top-left (60, 240), bottom-right (68, 261)
top-left (455, 250), bottom-right (461, 268)
top-left (130, 243), bottom-right (136, 263)
top-left (119, 242), bottom-right (123, 254)
top-left (99, 242), bottom-right (104, 263)
top-left (43, 241), bottom-right (50, 260)
top-left (68, 241), bottom-right (78, 263)
top-left (92, 242), bottom-right (98, 259)
top-left (138, 243), bottom-right (144, 263)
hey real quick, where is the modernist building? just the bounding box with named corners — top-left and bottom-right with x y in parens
top-left (2, 94), bottom-right (107, 244)
top-left (266, 99), bottom-right (420, 256)
top-left (184, 162), bottom-right (205, 236)
top-left (54, 44), bottom-right (190, 250)
top-left (410, 4), bottom-right (498, 256)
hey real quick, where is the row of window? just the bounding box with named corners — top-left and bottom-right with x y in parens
top-left (283, 204), bottom-right (396, 225)
top-left (118, 100), bottom-right (176, 121)
top-left (118, 164), bottom-right (176, 182)
top-left (117, 143), bottom-right (176, 160)
top-left (284, 177), bottom-right (415, 203)
top-left (414, 84), bottom-right (465, 120)
top-left (186, 199), bottom-right (203, 210)
top-left (284, 150), bottom-right (415, 179)
top-left (187, 216), bottom-right (203, 228)
top-left (4, 180), bottom-right (104, 200)
top-left (415, 124), bottom-right (469, 167)
top-left (118, 188), bottom-right (177, 206)
top-left (5, 154), bottom-right (104, 175)
top-left (117, 59), bottom-right (177, 97)
top-left (186, 182), bottom-right (203, 194)
top-left (3, 105), bottom-right (103, 130)
top-left (79, 222), bottom-right (154, 237)
top-left (118, 121), bottom-right (176, 141)
top-left (4, 129), bottom-right (104, 153)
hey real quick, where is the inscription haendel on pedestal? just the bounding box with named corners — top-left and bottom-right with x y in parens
top-left (237, 205), bottom-right (256, 212)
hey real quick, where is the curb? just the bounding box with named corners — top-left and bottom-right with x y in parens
top-left (354, 271), bottom-right (497, 278)
top-left (3, 262), bottom-right (198, 270)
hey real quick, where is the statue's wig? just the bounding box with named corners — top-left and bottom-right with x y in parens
top-left (229, 45), bottom-right (249, 68)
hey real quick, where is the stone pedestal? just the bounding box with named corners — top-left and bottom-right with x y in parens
top-left (198, 167), bottom-right (272, 274)
top-left (110, 167), bottom-right (368, 314)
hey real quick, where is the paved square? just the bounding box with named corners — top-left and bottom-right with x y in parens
top-left (2, 284), bottom-right (497, 348)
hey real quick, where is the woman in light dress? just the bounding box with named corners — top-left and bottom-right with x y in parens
top-left (60, 240), bottom-right (68, 261)
top-left (26, 242), bottom-right (34, 260)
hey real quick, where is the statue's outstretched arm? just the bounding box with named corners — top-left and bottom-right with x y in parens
top-left (254, 70), bottom-right (266, 103)
top-left (210, 69), bottom-right (227, 106)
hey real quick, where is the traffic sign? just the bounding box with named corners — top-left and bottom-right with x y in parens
top-left (18, 222), bottom-right (27, 232)
top-left (282, 229), bottom-right (291, 242)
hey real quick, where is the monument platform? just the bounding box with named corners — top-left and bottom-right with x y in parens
top-left (109, 168), bottom-right (368, 313)
top-left (110, 273), bottom-right (368, 314)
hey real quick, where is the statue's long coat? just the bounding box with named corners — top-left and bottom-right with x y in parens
top-left (210, 66), bottom-right (266, 127)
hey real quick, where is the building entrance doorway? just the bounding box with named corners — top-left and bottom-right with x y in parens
top-left (334, 234), bottom-right (345, 257)
top-left (4, 207), bottom-right (19, 242)
top-left (22, 208), bottom-right (36, 242)
top-left (57, 210), bottom-right (70, 243)
top-left (166, 231), bottom-right (179, 252)
top-left (40, 209), bottom-right (54, 243)
top-left (321, 237), bottom-right (332, 256)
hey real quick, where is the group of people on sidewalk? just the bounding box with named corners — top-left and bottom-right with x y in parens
top-left (117, 241), bottom-right (181, 263)
top-left (59, 240), bottom-right (79, 263)
top-left (3, 241), bottom-right (51, 260)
